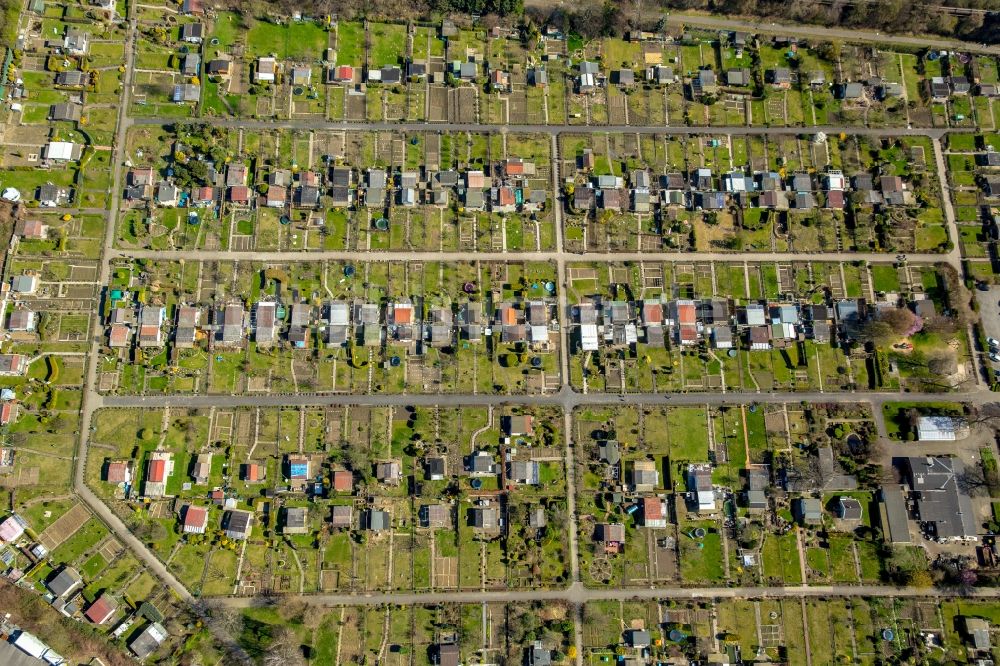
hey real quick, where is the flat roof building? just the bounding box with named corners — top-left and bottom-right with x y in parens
top-left (47, 566), bottom-right (82, 598)
top-left (878, 485), bottom-right (912, 544)
top-left (902, 456), bottom-right (977, 541)
top-left (224, 509), bottom-right (253, 540)
top-left (129, 622), bottom-right (167, 659)
top-left (282, 507), bottom-right (308, 534)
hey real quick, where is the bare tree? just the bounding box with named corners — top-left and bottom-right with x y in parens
top-left (956, 464), bottom-right (988, 495)
top-left (968, 403), bottom-right (1000, 424)
top-left (922, 314), bottom-right (958, 335)
top-left (937, 262), bottom-right (979, 326)
top-left (861, 307), bottom-right (920, 346)
top-left (205, 603), bottom-right (245, 638)
top-left (926, 351), bottom-right (958, 377)
top-left (263, 626), bottom-right (306, 666)
top-left (276, 596), bottom-right (308, 625)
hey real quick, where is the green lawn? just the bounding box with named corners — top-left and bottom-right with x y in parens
top-left (805, 546), bottom-right (830, 578)
top-left (744, 407), bottom-right (768, 454)
top-left (828, 536), bottom-right (859, 582)
top-left (856, 540), bottom-right (883, 582)
top-left (679, 521), bottom-right (725, 583)
top-left (80, 552), bottom-right (107, 579)
top-left (915, 224), bottom-right (948, 252)
top-left (247, 20), bottom-right (328, 59)
top-left (946, 133), bottom-right (977, 151)
top-left (336, 21), bottom-right (365, 67)
top-left (870, 265), bottom-right (900, 293)
top-left (208, 11), bottom-right (242, 51)
top-left (761, 532), bottom-right (802, 584)
top-left (203, 79), bottom-right (238, 116)
top-left (761, 264), bottom-right (780, 298)
top-left (0, 167), bottom-right (77, 195)
top-left (49, 518), bottom-right (109, 567)
top-left (369, 22), bottom-right (406, 67)
top-left (668, 408), bottom-right (709, 461)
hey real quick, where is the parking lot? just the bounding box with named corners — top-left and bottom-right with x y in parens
top-left (975, 285), bottom-right (1000, 368)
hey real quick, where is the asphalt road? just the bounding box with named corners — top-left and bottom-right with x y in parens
top-left (72, 10), bottom-right (196, 607)
top-left (211, 580), bottom-right (1000, 609)
top-left (110, 248), bottom-right (954, 264)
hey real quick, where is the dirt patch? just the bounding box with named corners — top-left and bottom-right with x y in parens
top-left (0, 202), bottom-right (17, 248)
top-left (319, 568), bottom-right (340, 591)
top-left (0, 465), bottom-right (39, 487)
top-left (433, 555), bottom-right (457, 588)
top-left (428, 86), bottom-right (448, 122)
top-left (147, 500), bottom-right (173, 520)
top-left (37, 503), bottom-right (90, 551)
top-left (97, 537), bottom-right (124, 562)
top-left (346, 91), bottom-right (366, 120)
top-left (68, 264), bottom-right (98, 281)
top-left (226, 63), bottom-right (247, 94)
top-left (99, 372), bottom-right (119, 392)
top-left (764, 411), bottom-right (787, 433)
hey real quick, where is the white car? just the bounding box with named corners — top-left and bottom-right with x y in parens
top-left (990, 352), bottom-right (1000, 363)
top-left (990, 337), bottom-right (1000, 348)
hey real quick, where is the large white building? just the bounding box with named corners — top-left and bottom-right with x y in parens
top-left (42, 141), bottom-right (81, 162)
top-left (10, 630), bottom-right (65, 665)
top-left (579, 324), bottom-right (598, 351)
top-left (916, 416), bottom-right (969, 442)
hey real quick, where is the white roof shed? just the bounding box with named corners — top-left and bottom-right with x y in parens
top-left (916, 416), bottom-right (969, 442)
